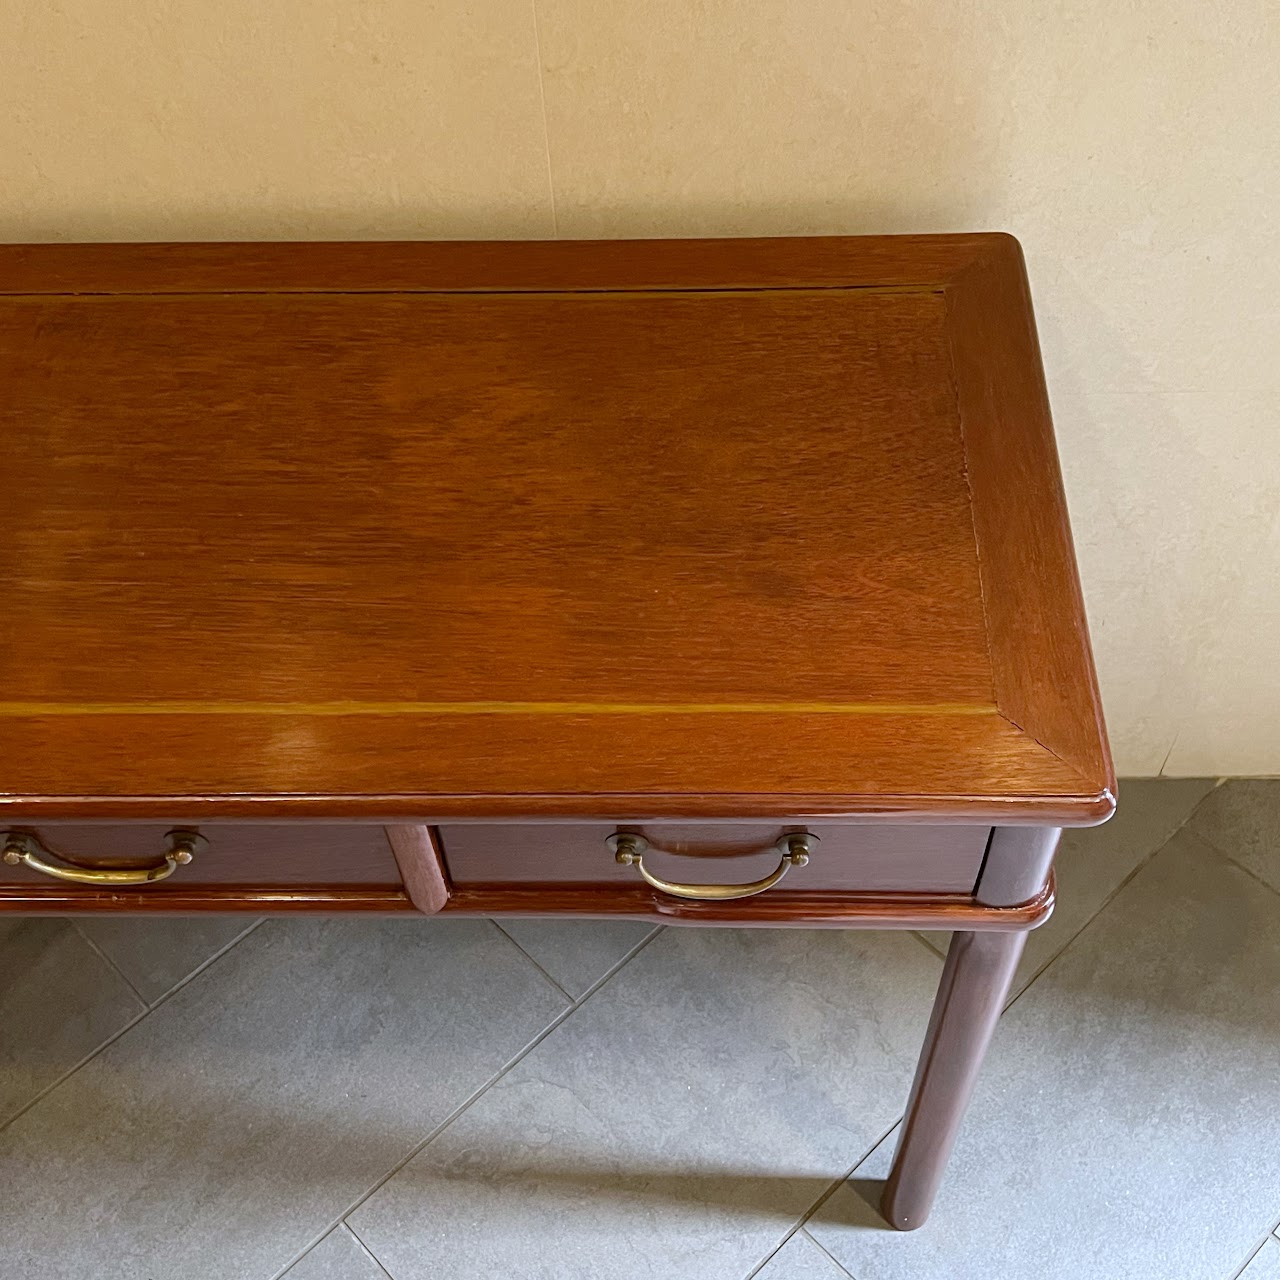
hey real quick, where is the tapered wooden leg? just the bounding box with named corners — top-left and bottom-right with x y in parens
top-left (880, 927), bottom-right (1027, 1230)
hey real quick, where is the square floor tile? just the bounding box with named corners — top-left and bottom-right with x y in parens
top-left (353, 927), bottom-right (942, 1280)
top-left (496, 919), bottom-right (658, 997)
top-left (0, 919), bottom-right (566, 1279)
top-left (811, 830), bottom-right (1280, 1280)
top-left (281, 1225), bottom-right (390, 1279)
top-left (0, 919), bottom-right (144, 1126)
top-left (1187, 779), bottom-right (1280, 894)
top-left (922, 777), bottom-right (1217, 994)
top-left (755, 1231), bottom-right (854, 1279)
top-left (77, 916), bottom-right (259, 1004)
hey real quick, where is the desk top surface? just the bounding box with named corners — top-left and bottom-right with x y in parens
top-left (0, 235), bottom-right (1112, 822)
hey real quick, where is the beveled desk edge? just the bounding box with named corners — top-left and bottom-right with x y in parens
top-left (0, 788), bottom-right (1115, 823)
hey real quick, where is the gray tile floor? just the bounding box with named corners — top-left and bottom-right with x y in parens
top-left (2, 779), bottom-right (1279, 1279)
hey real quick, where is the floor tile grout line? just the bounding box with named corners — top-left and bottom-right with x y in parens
top-left (798, 1227), bottom-right (860, 1279)
top-left (742, 1116), bottom-right (903, 1279)
top-left (1212, 846), bottom-right (1280, 904)
top-left (908, 929), bottom-right (946, 962)
top-left (1004, 844), bottom-right (1157, 1012)
top-left (1180, 777), bottom-right (1280, 894)
top-left (339, 1221), bottom-right (397, 1280)
top-left (0, 917), bottom-right (267, 1138)
top-left (489, 918), bottom-right (576, 1002)
top-left (267, 1033), bottom-right (580, 1280)
top-left (150, 916), bottom-right (266, 1004)
top-left (1006, 795), bottom-right (1222, 1009)
top-left (1230, 1232), bottom-right (1275, 1280)
top-left (267, 924), bottom-right (666, 1280)
top-left (794, 1116), bottom-right (903, 1229)
top-left (268, 924), bottom-right (665, 1278)
top-left (528, 0), bottom-right (559, 238)
top-left (70, 921), bottom-right (150, 1008)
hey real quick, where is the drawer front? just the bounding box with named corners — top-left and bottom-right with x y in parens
top-left (437, 823), bottom-right (990, 895)
top-left (0, 824), bottom-right (401, 890)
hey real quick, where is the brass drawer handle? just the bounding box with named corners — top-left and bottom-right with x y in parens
top-left (607, 831), bottom-right (816, 901)
top-left (1, 829), bottom-right (205, 886)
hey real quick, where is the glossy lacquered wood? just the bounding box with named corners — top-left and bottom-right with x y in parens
top-left (882, 927), bottom-right (1028, 1229)
top-left (0, 885), bottom-right (417, 914)
top-left (439, 877), bottom-right (1054, 931)
top-left (947, 245), bottom-right (1113, 791)
top-left (877, 822), bottom-right (1065, 1229)
top-left (384, 824), bottom-right (450, 914)
top-left (0, 823), bottom-right (415, 912)
top-left (0, 235), bottom-right (1112, 823)
top-left (0, 824), bottom-right (400, 885)
top-left (0, 235), bottom-right (1026, 294)
top-left (975, 825), bottom-right (1062, 907)
top-left (0, 876), bottom-right (1053, 928)
top-left (437, 822), bottom-right (990, 893)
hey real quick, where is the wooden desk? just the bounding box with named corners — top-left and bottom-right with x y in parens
top-left (0, 235), bottom-right (1113, 1229)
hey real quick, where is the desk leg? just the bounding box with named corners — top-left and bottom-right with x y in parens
top-left (880, 824), bottom-right (1059, 1229)
top-left (880, 927), bottom-right (1026, 1230)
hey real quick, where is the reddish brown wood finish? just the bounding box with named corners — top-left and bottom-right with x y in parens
top-left (437, 822), bottom-right (989, 893)
top-left (947, 241), bottom-right (1114, 792)
top-left (975, 825), bottom-right (1061, 907)
top-left (0, 823), bottom-right (400, 885)
top-left (0, 885), bottom-right (416, 914)
top-left (0, 720), bottom-right (1096, 824)
top-left (1, 291), bottom-right (982, 709)
top-left (385, 824), bottom-right (450, 913)
top-left (0, 235), bottom-right (1009, 295)
top-left (0, 870), bottom-right (1055, 929)
top-left (440, 877), bottom-right (1053, 930)
top-left (882, 927), bottom-right (1028, 1229)
top-left (0, 235), bottom-right (1112, 825)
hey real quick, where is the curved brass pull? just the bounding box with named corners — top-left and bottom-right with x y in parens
top-left (1, 829), bottom-right (205, 886)
top-left (607, 831), bottom-right (816, 901)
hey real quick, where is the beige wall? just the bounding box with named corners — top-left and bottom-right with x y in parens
top-left (4, 0), bottom-right (1276, 776)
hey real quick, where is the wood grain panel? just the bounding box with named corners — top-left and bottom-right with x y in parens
top-left (0, 235), bottom-right (1112, 825)
top-left (946, 237), bottom-right (1114, 796)
top-left (0, 289), bottom-right (986, 707)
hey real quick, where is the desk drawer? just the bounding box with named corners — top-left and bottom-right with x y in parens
top-left (437, 823), bottom-right (990, 896)
top-left (0, 824), bottom-right (401, 891)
